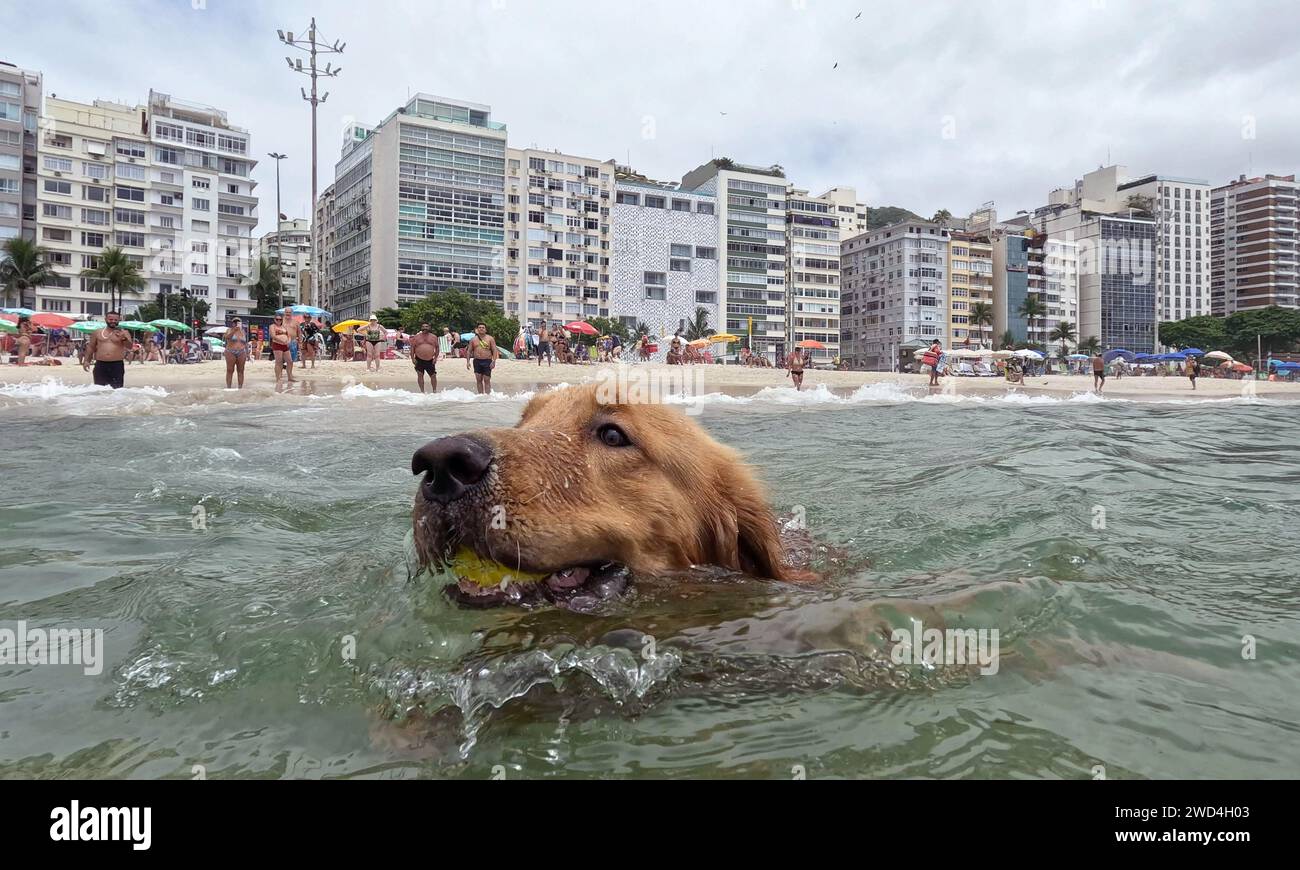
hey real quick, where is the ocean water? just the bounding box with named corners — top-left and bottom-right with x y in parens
top-left (2, 377), bottom-right (1299, 779)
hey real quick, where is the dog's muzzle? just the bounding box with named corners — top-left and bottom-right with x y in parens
top-left (412, 435), bottom-right (494, 503)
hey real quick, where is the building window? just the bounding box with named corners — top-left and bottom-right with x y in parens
top-left (696, 246), bottom-right (716, 259)
top-left (615, 191), bottom-right (639, 206)
top-left (42, 204), bottom-right (72, 220)
top-left (44, 180), bottom-right (72, 196)
top-left (43, 156), bottom-right (74, 173)
top-left (115, 141), bottom-right (146, 159)
top-left (697, 202), bottom-right (715, 215)
top-left (193, 198), bottom-right (210, 211)
top-left (192, 177), bottom-right (211, 190)
top-left (644, 195), bottom-right (666, 209)
top-left (671, 199), bottom-right (691, 212)
top-left (670, 258), bottom-right (691, 272)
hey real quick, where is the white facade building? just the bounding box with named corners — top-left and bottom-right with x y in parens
top-left (610, 179), bottom-right (719, 338)
top-left (34, 91), bottom-right (259, 322)
top-left (0, 61), bottom-right (41, 254)
top-left (259, 217), bottom-right (312, 306)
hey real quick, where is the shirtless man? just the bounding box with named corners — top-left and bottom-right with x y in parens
top-left (269, 313), bottom-right (295, 384)
top-left (537, 323), bottom-right (553, 367)
top-left (466, 322), bottom-right (499, 394)
top-left (1091, 352), bottom-right (1106, 393)
top-left (786, 348), bottom-right (807, 391)
top-left (284, 315), bottom-right (302, 370)
top-left (410, 321), bottom-right (440, 393)
top-left (81, 310), bottom-right (133, 389)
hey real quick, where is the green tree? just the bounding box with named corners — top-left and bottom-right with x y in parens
top-left (931, 209), bottom-right (953, 226)
top-left (969, 300), bottom-right (994, 349)
top-left (79, 246), bottom-right (145, 312)
top-left (1223, 307), bottom-right (1300, 360)
top-left (1019, 294), bottom-right (1047, 348)
top-left (136, 289), bottom-right (210, 328)
top-left (1049, 319), bottom-right (1077, 358)
top-left (372, 307), bottom-right (403, 329)
top-left (242, 256), bottom-right (283, 315)
top-left (683, 306), bottom-right (715, 341)
top-left (1000, 329), bottom-right (1016, 350)
top-left (398, 289), bottom-right (519, 347)
top-left (585, 316), bottom-right (632, 344)
top-left (1, 238), bottom-right (54, 309)
top-left (1157, 315), bottom-right (1226, 352)
top-left (1080, 336), bottom-right (1102, 357)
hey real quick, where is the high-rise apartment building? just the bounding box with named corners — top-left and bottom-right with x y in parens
top-left (988, 229), bottom-right (1079, 348)
top-left (34, 91), bottom-right (259, 321)
top-left (260, 217), bottom-right (312, 306)
top-left (947, 230), bottom-right (994, 347)
top-left (1037, 205), bottom-right (1156, 352)
top-left (786, 187), bottom-right (861, 363)
top-left (0, 61), bottom-right (41, 257)
top-left (840, 220), bottom-right (951, 370)
top-left (326, 94), bottom-right (507, 322)
top-left (1210, 174), bottom-right (1299, 315)
top-left (610, 176), bottom-right (719, 337)
top-left (504, 147), bottom-right (616, 326)
top-left (680, 160), bottom-right (791, 361)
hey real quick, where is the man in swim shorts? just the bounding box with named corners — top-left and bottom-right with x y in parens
top-left (466, 322), bottom-right (499, 395)
top-left (411, 321), bottom-right (440, 393)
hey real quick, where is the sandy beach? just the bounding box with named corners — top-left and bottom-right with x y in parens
top-left (3, 356), bottom-right (1297, 401)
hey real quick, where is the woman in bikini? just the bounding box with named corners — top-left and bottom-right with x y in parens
top-left (270, 314), bottom-right (294, 384)
top-left (14, 317), bottom-right (34, 365)
top-left (224, 317), bottom-right (249, 389)
top-left (362, 315), bottom-right (385, 372)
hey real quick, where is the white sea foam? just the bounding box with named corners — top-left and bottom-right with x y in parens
top-left (338, 384), bottom-right (543, 405)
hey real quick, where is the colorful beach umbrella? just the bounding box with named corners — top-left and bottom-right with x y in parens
top-left (118, 321), bottom-right (158, 333)
top-left (1180, 348), bottom-right (1205, 356)
top-left (25, 313), bottom-right (75, 328)
top-left (0, 307), bottom-right (36, 317)
top-left (795, 339), bottom-right (825, 349)
top-left (0, 320), bottom-right (16, 334)
top-left (67, 321), bottom-right (107, 334)
top-left (149, 319), bottom-right (191, 331)
top-left (712, 333), bottom-right (742, 344)
top-left (565, 320), bottom-right (598, 335)
top-left (1102, 349), bottom-right (1136, 363)
top-left (1203, 351), bottom-right (1234, 362)
top-left (332, 319), bottom-right (369, 333)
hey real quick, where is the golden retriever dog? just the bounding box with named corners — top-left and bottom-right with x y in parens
top-left (412, 383), bottom-right (815, 607)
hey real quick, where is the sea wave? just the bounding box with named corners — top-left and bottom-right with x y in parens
top-left (337, 383), bottom-right (547, 405)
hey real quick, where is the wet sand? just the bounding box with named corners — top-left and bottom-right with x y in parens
top-left (3, 357), bottom-right (1297, 402)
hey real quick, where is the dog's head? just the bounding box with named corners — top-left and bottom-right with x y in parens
top-left (411, 383), bottom-right (790, 606)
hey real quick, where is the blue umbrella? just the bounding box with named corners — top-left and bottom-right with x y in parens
top-left (1067, 353), bottom-right (1089, 360)
top-left (460, 332), bottom-right (475, 341)
top-left (1134, 353), bottom-right (1156, 361)
top-left (1, 307), bottom-right (37, 317)
top-left (278, 305), bottom-right (331, 317)
top-left (1162, 352), bottom-right (1188, 360)
top-left (1102, 349), bottom-right (1136, 363)
top-left (1181, 348), bottom-right (1205, 356)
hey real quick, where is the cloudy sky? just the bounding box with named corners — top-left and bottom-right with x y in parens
top-left (10, 0), bottom-right (1299, 235)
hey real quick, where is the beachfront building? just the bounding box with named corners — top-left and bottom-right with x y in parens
top-left (610, 175), bottom-right (720, 338)
top-left (312, 182), bottom-right (335, 313)
top-left (786, 187), bottom-right (856, 363)
top-left (259, 218), bottom-right (312, 307)
top-left (988, 228), bottom-right (1079, 349)
top-left (33, 91), bottom-right (259, 322)
top-left (325, 94), bottom-right (507, 323)
top-left (680, 159), bottom-right (790, 362)
top-left (1210, 174), bottom-right (1299, 315)
top-left (840, 220), bottom-right (951, 370)
top-left (503, 147), bottom-right (616, 326)
top-left (1052, 165), bottom-right (1210, 327)
top-left (947, 231), bottom-right (994, 348)
top-left (0, 61), bottom-right (41, 258)
top-left (1037, 204), bottom-right (1157, 352)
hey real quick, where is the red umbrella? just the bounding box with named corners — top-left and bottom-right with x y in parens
top-left (796, 339), bottom-right (826, 350)
top-left (1231, 363), bottom-right (1254, 374)
top-left (565, 320), bottom-right (598, 335)
top-left (0, 312), bottom-right (73, 328)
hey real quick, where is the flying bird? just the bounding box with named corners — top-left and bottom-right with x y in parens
top-left (833, 62), bottom-right (839, 69)
top-left (855, 12), bottom-right (862, 19)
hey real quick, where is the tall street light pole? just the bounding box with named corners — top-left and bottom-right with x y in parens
top-left (268, 152), bottom-right (286, 310)
top-left (279, 19), bottom-right (343, 310)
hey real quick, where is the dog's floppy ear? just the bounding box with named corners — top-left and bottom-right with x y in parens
top-left (734, 497), bottom-right (790, 582)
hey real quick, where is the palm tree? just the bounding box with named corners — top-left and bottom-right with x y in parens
top-left (931, 209), bottom-right (952, 226)
top-left (1080, 335), bottom-right (1102, 357)
top-left (1019, 294), bottom-right (1047, 349)
top-left (1000, 329), bottom-right (1016, 351)
top-left (969, 300), bottom-right (994, 350)
top-left (1, 238), bottom-right (54, 309)
top-left (1049, 320), bottom-right (1077, 359)
top-left (684, 306), bottom-right (715, 341)
top-left (244, 256), bottom-right (284, 315)
top-left (635, 321), bottom-right (651, 338)
top-left (80, 246), bottom-right (145, 313)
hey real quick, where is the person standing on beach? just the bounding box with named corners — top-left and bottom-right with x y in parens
top-left (224, 317), bottom-right (248, 389)
top-left (300, 318), bottom-right (319, 370)
top-left (411, 322), bottom-right (440, 393)
top-left (270, 313), bottom-right (295, 384)
top-left (362, 315), bottom-right (385, 372)
top-left (537, 323), bottom-right (553, 367)
top-left (81, 310), bottom-right (132, 389)
top-left (922, 340), bottom-right (943, 386)
top-left (1091, 352), bottom-right (1106, 392)
top-left (14, 316), bottom-right (34, 366)
top-left (467, 322), bottom-right (498, 395)
top-left (1188, 354), bottom-right (1200, 391)
top-left (786, 347), bottom-right (806, 391)
top-left (284, 315), bottom-right (301, 370)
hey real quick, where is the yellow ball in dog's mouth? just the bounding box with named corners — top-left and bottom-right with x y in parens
top-left (447, 548), bottom-right (547, 589)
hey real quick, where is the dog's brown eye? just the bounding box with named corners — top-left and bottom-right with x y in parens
top-left (597, 424), bottom-right (631, 448)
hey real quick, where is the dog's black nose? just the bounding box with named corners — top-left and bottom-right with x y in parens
top-left (412, 436), bottom-right (494, 503)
